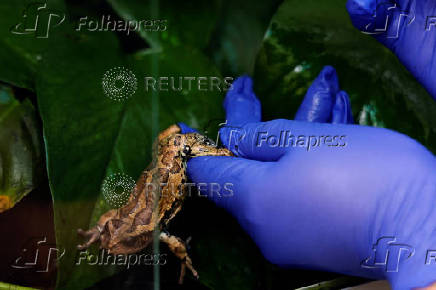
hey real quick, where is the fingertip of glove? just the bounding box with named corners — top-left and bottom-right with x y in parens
top-left (229, 75), bottom-right (250, 94)
top-left (319, 65), bottom-right (339, 91)
top-left (346, 0), bottom-right (374, 15)
top-left (242, 75), bottom-right (254, 95)
top-left (321, 65), bottom-right (336, 80)
top-left (222, 75), bottom-right (261, 126)
top-left (177, 122), bottom-right (197, 134)
top-left (223, 75), bottom-right (257, 107)
top-left (346, 0), bottom-right (376, 30)
top-left (332, 91), bottom-right (353, 124)
top-left (295, 66), bottom-right (338, 122)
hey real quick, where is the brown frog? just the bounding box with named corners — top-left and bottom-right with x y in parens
top-left (77, 124), bottom-right (233, 283)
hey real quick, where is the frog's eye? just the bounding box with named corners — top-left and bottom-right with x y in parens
top-left (183, 145), bottom-right (191, 155)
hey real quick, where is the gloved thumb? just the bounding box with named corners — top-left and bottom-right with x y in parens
top-left (187, 155), bottom-right (272, 222)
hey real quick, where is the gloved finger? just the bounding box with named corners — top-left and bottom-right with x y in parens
top-left (294, 65), bottom-right (340, 122)
top-left (223, 75), bottom-right (261, 127)
top-left (331, 91), bottom-right (354, 124)
top-left (220, 75), bottom-right (261, 148)
top-left (187, 155), bottom-right (273, 221)
top-left (177, 122), bottom-right (198, 134)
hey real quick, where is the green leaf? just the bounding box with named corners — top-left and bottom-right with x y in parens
top-left (0, 85), bottom-right (43, 213)
top-left (106, 0), bottom-right (221, 50)
top-left (0, 281), bottom-right (40, 290)
top-left (205, 0), bottom-right (284, 76)
top-left (0, 0), bottom-right (66, 90)
top-left (106, 0), bottom-right (284, 76)
top-left (254, 0), bottom-right (436, 154)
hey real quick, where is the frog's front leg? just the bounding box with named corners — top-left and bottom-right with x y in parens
top-left (159, 232), bottom-right (198, 284)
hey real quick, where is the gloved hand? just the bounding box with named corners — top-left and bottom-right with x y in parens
top-left (180, 68), bottom-right (436, 289)
top-left (346, 0), bottom-right (436, 100)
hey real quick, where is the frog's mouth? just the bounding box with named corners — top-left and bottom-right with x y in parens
top-left (184, 147), bottom-right (211, 159)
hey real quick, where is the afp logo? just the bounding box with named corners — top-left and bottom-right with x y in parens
top-left (361, 236), bottom-right (414, 272)
top-left (10, 2), bottom-right (65, 38)
top-left (359, 0), bottom-right (415, 39)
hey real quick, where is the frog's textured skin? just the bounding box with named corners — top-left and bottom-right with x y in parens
top-left (77, 124), bottom-right (233, 283)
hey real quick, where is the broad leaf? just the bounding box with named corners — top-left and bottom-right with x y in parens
top-left (107, 0), bottom-right (284, 76)
top-left (205, 0), bottom-right (284, 76)
top-left (106, 0), bottom-right (221, 50)
top-left (0, 0), bottom-right (65, 90)
top-left (0, 85), bottom-right (43, 213)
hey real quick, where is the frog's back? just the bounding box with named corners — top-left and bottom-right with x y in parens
top-left (155, 133), bottom-right (187, 226)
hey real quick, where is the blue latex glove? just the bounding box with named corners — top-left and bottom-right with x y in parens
top-left (181, 69), bottom-right (436, 289)
top-left (346, 0), bottom-right (436, 100)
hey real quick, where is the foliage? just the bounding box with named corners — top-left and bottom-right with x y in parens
top-left (0, 85), bottom-right (43, 213)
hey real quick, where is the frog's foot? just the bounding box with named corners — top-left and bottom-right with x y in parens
top-left (159, 232), bottom-right (199, 284)
top-left (77, 226), bottom-right (101, 250)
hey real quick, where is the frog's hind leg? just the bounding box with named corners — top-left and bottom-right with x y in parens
top-left (159, 232), bottom-right (198, 284)
top-left (77, 208), bottom-right (118, 250)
